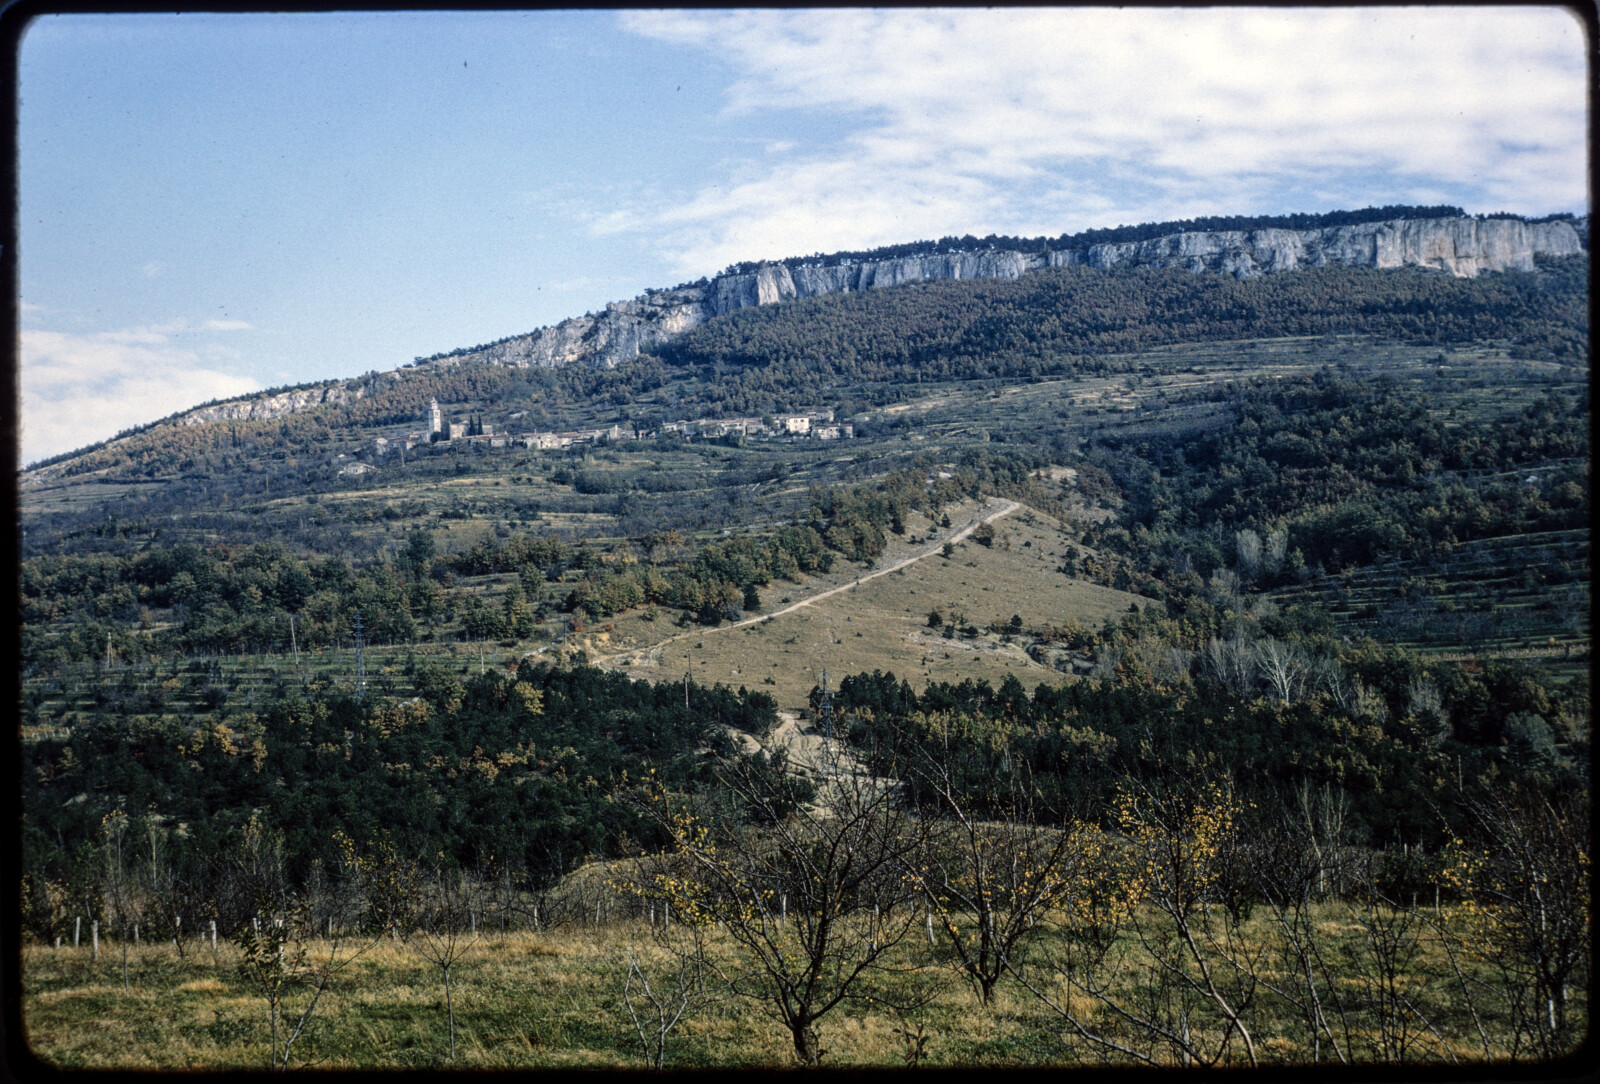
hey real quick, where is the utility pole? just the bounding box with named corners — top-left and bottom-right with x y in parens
top-left (684, 649), bottom-right (691, 710)
top-left (288, 614), bottom-right (299, 670)
top-left (352, 611), bottom-right (366, 704)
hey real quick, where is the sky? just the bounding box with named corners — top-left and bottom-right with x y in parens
top-left (16, 7), bottom-right (1590, 467)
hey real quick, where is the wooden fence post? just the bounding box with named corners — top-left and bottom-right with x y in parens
top-left (92, 920), bottom-right (99, 960)
top-left (74, 916), bottom-right (81, 948)
top-left (211, 919), bottom-right (218, 951)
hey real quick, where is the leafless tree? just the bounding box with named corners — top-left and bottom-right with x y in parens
top-left (1404, 677), bottom-right (1449, 748)
top-left (236, 892), bottom-right (383, 1071)
top-left (1209, 568), bottom-right (1241, 603)
top-left (1201, 634), bottom-right (1256, 696)
top-left (630, 738), bottom-right (936, 1065)
top-left (1245, 785), bottom-right (1361, 1064)
top-left (909, 753), bottom-right (1088, 1003)
top-left (1014, 769), bottom-right (1265, 1067)
top-left (1444, 786), bottom-right (1590, 1059)
top-left (615, 919), bottom-right (730, 1069)
top-left (1340, 861), bottom-right (1455, 1064)
top-left (99, 809), bottom-right (140, 992)
top-left (407, 867), bottom-right (482, 1063)
top-left (1235, 529), bottom-right (1263, 581)
top-left (1255, 638), bottom-right (1308, 703)
top-left (1263, 526), bottom-right (1288, 578)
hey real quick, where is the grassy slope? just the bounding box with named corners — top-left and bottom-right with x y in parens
top-left (581, 500), bottom-right (1145, 708)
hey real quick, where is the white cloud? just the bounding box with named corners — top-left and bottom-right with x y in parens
top-left (21, 321), bottom-right (260, 466)
top-left (618, 7), bottom-right (1588, 277)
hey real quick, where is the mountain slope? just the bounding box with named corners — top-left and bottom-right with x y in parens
top-left (430, 213), bottom-right (1584, 373)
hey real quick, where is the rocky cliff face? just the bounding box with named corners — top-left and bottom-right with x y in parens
top-left (1065, 217), bottom-right (1585, 278)
top-left (127, 214), bottom-right (1582, 441)
top-left (176, 381), bottom-right (373, 427)
top-left (426, 215), bottom-right (1584, 375)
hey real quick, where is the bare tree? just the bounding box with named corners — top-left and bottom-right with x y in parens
top-left (1255, 638), bottom-right (1308, 703)
top-left (99, 809), bottom-right (140, 992)
top-left (1404, 677), bottom-right (1449, 749)
top-left (407, 867), bottom-right (482, 1063)
top-left (1341, 861), bottom-right (1453, 1064)
top-left (631, 738), bottom-right (936, 1065)
top-left (909, 753), bottom-right (1087, 1003)
top-left (1442, 786), bottom-right (1590, 1059)
top-left (235, 891), bottom-right (383, 1071)
top-left (1264, 526), bottom-right (1288, 578)
top-left (1235, 529), bottom-right (1263, 581)
top-left (1246, 786), bottom-right (1360, 1064)
top-left (1201, 634), bottom-right (1256, 696)
top-left (615, 919), bottom-right (729, 1069)
top-left (1209, 568), bottom-right (1241, 603)
top-left (1014, 770), bottom-right (1264, 1067)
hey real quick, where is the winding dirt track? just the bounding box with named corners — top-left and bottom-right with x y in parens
top-left (606, 503), bottom-right (1022, 794)
top-left (590, 498), bottom-right (1020, 670)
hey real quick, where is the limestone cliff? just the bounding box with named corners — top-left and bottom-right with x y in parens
top-left (126, 214), bottom-right (1584, 440)
top-left (426, 215), bottom-right (1585, 375)
top-left (175, 380), bottom-right (374, 426)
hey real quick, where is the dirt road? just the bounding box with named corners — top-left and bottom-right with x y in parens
top-left (594, 497), bottom-right (1021, 671)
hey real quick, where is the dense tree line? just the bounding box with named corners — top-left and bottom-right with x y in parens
top-left (20, 661), bottom-right (779, 933)
top-left (19, 540), bottom-right (432, 668)
top-left (836, 624), bottom-right (1587, 846)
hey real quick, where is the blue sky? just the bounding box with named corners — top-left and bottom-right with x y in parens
top-left (17, 7), bottom-right (1589, 466)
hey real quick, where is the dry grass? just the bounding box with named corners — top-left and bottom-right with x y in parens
top-left (592, 500), bottom-right (1143, 708)
top-left (24, 896), bottom-right (1574, 1070)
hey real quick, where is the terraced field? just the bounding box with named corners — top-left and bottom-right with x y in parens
top-left (1272, 525), bottom-right (1589, 677)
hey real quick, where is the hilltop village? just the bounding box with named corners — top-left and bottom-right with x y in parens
top-left (342, 398), bottom-right (852, 475)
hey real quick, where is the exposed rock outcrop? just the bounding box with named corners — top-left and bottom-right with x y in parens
top-left (72, 213), bottom-right (1580, 452)
top-left (427, 215), bottom-right (1584, 375)
top-left (176, 381), bottom-right (374, 427)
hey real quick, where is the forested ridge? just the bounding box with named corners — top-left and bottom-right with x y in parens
top-left (654, 258), bottom-right (1588, 415)
top-left (29, 252), bottom-right (1585, 485)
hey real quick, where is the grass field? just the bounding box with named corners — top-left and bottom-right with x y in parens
top-left (21, 896), bottom-right (1582, 1070)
